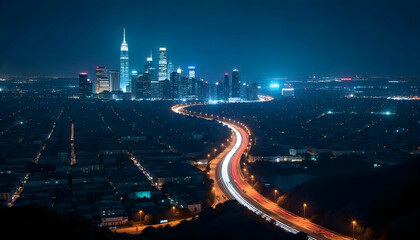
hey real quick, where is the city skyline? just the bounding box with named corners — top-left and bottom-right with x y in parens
top-left (1, 1), bottom-right (419, 239)
top-left (1, 1), bottom-right (420, 82)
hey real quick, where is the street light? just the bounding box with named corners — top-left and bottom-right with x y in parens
top-left (139, 210), bottom-right (143, 227)
top-left (352, 220), bottom-right (357, 240)
top-left (274, 189), bottom-right (278, 202)
top-left (303, 203), bottom-right (307, 219)
top-left (172, 206), bottom-right (176, 217)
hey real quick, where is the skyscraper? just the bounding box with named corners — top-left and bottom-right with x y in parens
top-left (217, 80), bottom-right (224, 100)
top-left (223, 72), bottom-right (230, 100)
top-left (78, 72), bottom-right (88, 98)
top-left (109, 70), bottom-right (120, 92)
top-left (86, 79), bottom-right (93, 97)
top-left (137, 73), bottom-right (151, 99)
top-left (96, 66), bottom-right (109, 93)
top-left (232, 69), bottom-right (240, 98)
top-left (129, 70), bottom-right (138, 95)
top-left (167, 58), bottom-right (174, 79)
top-left (188, 66), bottom-right (196, 79)
top-left (170, 71), bottom-right (180, 99)
top-left (144, 51), bottom-right (153, 74)
top-left (158, 48), bottom-right (167, 82)
top-left (120, 28), bottom-right (130, 92)
top-left (251, 83), bottom-right (259, 100)
top-left (162, 79), bottom-right (171, 99)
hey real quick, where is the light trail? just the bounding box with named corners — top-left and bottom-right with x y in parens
top-left (171, 96), bottom-right (350, 240)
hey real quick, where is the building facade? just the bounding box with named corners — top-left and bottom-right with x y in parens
top-left (78, 72), bottom-right (88, 98)
top-left (96, 66), bottom-right (109, 93)
top-left (109, 70), bottom-right (120, 92)
top-left (120, 28), bottom-right (129, 92)
top-left (232, 69), bottom-right (240, 98)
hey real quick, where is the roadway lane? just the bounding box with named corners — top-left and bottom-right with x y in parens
top-left (171, 97), bottom-right (350, 240)
top-left (221, 122), bottom-right (350, 240)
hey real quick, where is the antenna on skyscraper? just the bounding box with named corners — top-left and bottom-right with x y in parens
top-left (123, 27), bottom-right (126, 42)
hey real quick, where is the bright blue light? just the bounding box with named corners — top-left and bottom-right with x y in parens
top-left (270, 83), bottom-right (280, 89)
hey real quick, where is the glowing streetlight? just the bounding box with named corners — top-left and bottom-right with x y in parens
top-left (303, 203), bottom-right (307, 219)
top-left (139, 210), bottom-right (143, 226)
top-left (274, 189), bottom-right (278, 202)
top-left (352, 220), bottom-right (357, 240)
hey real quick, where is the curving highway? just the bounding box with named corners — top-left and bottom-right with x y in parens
top-left (171, 97), bottom-right (351, 240)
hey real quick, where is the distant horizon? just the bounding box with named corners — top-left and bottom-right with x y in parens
top-left (1, 0), bottom-right (420, 82)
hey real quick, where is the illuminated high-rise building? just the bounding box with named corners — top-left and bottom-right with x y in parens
top-left (144, 51), bottom-right (153, 74)
top-left (170, 71), bottom-right (180, 99)
top-left (78, 72), bottom-right (88, 98)
top-left (129, 70), bottom-right (138, 94)
top-left (109, 70), bottom-right (120, 92)
top-left (96, 66), bottom-right (109, 93)
top-left (120, 28), bottom-right (130, 92)
top-left (232, 69), bottom-right (240, 98)
top-left (188, 66), bottom-right (196, 79)
top-left (217, 80), bottom-right (224, 100)
top-left (136, 73), bottom-right (151, 99)
top-left (223, 72), bottom-right (230, 100)
top-left (86, 79), bottom-right (93, 97)
top-left (158, 48), bottom-right (167, 82)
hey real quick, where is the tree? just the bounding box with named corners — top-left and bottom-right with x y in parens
top-left (143, 213), bottom-right (154, 225)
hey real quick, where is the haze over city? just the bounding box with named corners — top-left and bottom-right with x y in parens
top-left (1, 0), bottom-right (420, 81)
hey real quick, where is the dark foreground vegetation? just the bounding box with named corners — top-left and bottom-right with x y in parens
top-left (278, 156), bottom-right (420, 239)
top-left (1, 201), bottom-right (311, 240)
top-left (139, 201), bottom-right (308, 240)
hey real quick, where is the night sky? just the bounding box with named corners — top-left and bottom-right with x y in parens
top-left (1, 0), bottom-right (420, 83)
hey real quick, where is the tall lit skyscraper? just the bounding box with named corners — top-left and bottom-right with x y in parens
top-left (96, 66), bottom-right (109, 93)
top-left (232, 69), bottom-right (240, 98)
top-left (170, 71), bottom-right (180, 99)
top-left (129, 70), bottom-right (138, 94)
top-left (120, 28), bottom-right (129, 92)
top-left (78, 72), bottom-right (88, 98)
top-left (109, 70), bottom-right (120, 92)
top-left (86, 79), bottom-right (93, 97)
top-left (188, 66), bottom-right (196, 79)
top-left (223, 72), bottom-right (230, 100)
top-left (144, 51), bottom-right (153, 73)
top-left (158, 48), bottom-right (167, 81)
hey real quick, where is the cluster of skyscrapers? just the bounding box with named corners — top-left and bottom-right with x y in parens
top-left (79, 28), bottom-right (259, 101)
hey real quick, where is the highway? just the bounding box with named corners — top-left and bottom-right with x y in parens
top-left (172, 97), bottom-right (351, 240)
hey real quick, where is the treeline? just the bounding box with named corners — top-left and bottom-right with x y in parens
top-left (140, 201), bottom-right (309, 240)
top-left (278, 155), bottom-right (420, 239)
